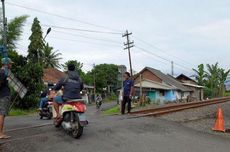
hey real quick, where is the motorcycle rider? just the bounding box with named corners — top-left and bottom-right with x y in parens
top-left (38, 83), bottom-right (55, 111)
top-left (52, 63), bottom-right (83, 120)
top-left (96, 94), bottom-right (102, 108)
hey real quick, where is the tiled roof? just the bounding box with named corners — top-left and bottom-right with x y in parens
top-left (43, 68), bottom-right (66, 84)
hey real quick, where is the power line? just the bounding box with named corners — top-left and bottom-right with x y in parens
top-left (22, 22), bottom-right (122, 44)
top-left (133, 36), bottom-right (194, 66)
top-left (5, 1), bottom-right (123, 33)
top-left (37, 23), bottom-right (121, 35)
top-left (135, 46), bottom-right (192, 73)
top-left (48, 36), bottom-right (122, 47)
top-left (22, 32), bottom-right (122, 48)
top-left (51, 29), bottom-right (121, 45)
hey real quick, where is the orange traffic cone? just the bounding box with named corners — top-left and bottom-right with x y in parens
top-left (212, 108), bottom-right (225, 132)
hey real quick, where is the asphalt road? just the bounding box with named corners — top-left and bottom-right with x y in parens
top-left (1, 102), bottom-right (230, 152)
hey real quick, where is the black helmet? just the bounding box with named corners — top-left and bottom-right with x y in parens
top-left (67, 63), bottom-right (75, 71)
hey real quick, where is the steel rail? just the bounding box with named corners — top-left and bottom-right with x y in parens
top-left (131, 97), bottom-right (230, 117)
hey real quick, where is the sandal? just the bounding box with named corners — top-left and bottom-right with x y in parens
top-left (0, 134), bottom-right (11, 139)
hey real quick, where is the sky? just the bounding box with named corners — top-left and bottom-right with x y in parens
top-left (2, 0), bottom-right (230, 76)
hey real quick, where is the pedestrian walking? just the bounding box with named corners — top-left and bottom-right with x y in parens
top-left (121, 72), bottom-right (134, 114)
top-left (0, 57), bottom-right (13, 139)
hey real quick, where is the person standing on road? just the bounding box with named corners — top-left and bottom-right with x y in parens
top-left (0, 58), bottom-right (13, 139)
top-left (121, 72), bottom-right (134, 114)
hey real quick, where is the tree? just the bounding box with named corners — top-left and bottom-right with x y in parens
top-left (193, 62), bottom-right (230, 98)
top-left (92, 64), bottom-right (118, 93)
top-left (27, 17), bottom-right (44, 63)
top-left (42, 43), bottom-right (62, 68)
top-left (0, 15), bottom-right (28, 51)
top-left (192, 64), bottom-right (206, 86)
top-left (18, 17), bottom-right (45, 109)
top-left (218, 68), bottom-right (230, 97)
top-left (206, 63), bottom-right (219, 97)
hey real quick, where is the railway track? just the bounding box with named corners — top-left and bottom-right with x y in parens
top-left (131, 97), bottom-right (230, 117)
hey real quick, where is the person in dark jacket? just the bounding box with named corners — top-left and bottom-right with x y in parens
top-left (121, 72), bottom-right (134, 114)
top-left (0, 58), bottom-right (13, 139)
top-left (52, 63), bottom-right (83, 119)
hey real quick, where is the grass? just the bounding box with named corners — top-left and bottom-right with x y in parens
top-left (9, 108), bottom-right (37, 116)
top-left (103, 101), bottom-right (152, 115)
top-left (224, 92), bottom-right (230, 97)
top-left (103, 106), bottom-right (120, 115)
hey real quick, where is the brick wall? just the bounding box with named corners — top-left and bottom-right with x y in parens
top-left (134, 69), bottom-right (162, 84)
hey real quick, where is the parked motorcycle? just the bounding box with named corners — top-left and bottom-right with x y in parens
top-left (54, 99), bottom-right (88, 139)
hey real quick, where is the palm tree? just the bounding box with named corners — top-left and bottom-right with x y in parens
top-left (42, 43), bottom-right (62, 68)
top-left (206, 63), bottom-right (219, 97)
top-left (192, 64), bottom-right (207, 86)
top-left (218, 68), bottom-right (230, 97)
top-left (0, 15), bottom-right (28, 51)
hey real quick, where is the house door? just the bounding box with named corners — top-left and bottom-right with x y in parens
top-left (148, 91), bottom-right (156, 102)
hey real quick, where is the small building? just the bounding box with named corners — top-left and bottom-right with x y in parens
top-left (224, 77), bottom-right (230, 91)
top-left (134, 67), bottom-right (192, 104)
top-left (176, 74), bottom-right (204, 101)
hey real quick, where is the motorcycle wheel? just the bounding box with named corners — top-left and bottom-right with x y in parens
top-left (47, 112), bottom-right (53, 120)
top-left (96, 104), bottom-right (99, 109)
top-left (72, 119), bottom-right (83, 138)
top-left (39, 112), bottom-right (43, 119)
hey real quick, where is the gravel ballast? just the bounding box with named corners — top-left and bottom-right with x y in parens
top-left (160, 101), bottom-right (230, 137)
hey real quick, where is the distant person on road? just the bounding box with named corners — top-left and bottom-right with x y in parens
top-left (0, 58), bottom-right (13, 139)
top-left (38, 83), bottom-right (55, 110)
top-left (121, 72), bottom-right (134, 114)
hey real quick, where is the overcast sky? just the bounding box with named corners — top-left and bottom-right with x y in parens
top-left (3, 0), bottom-right (230, 76)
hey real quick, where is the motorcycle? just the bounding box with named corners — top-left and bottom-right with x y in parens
top-left (54, 99), bottom-right (88, 139)
top-left (39, 100), bottom-right (53, 120)
top-left (95, 95), bottom-right (102, 109)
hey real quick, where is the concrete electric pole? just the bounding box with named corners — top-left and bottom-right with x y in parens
top-left (171, 61), bottom-right (174, 76)
top-left (122, 30), bottom-right (134, 76)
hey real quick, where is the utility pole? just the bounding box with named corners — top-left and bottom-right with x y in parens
top-left (139, 74), bottom-right (142, 97)
top-left (171, 61), bottom-right (174, 76)
top-left (122, 30), bottom-right (134, 76)
top-left (1, 0), bottom-right (7, 57)
top-left (93, 63), bottom-right (96, 102)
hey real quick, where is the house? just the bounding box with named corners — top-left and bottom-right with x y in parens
top-left (43, 68), bottom-right (66, 84)
top-left (224, 77), bottom-right (230, 91)
top-left (134, 67), bottom-right (192, 104)
top-left (176, 74), bottom-right (204, 101)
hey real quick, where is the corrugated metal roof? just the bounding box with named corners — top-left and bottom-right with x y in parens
top-left (145, 67), bottom-right (192, 92)
top-left (182, 83), bottom-right (205, 88)
top-left (135, 79), bottom-right (175, 90)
